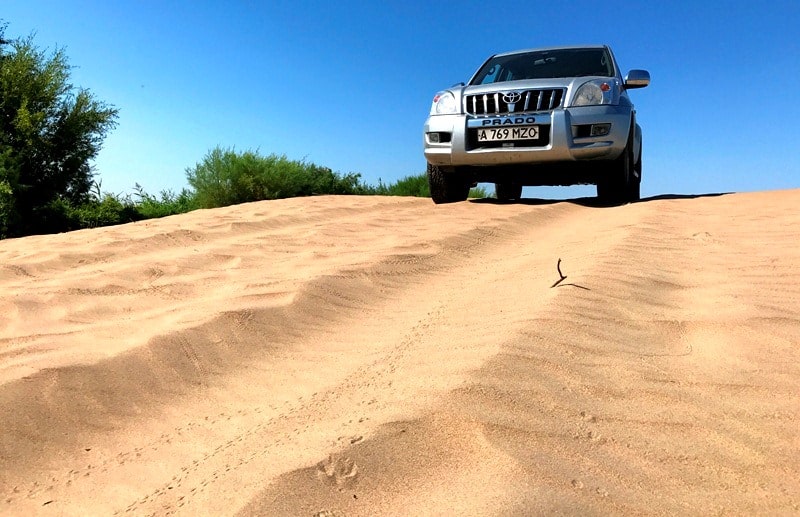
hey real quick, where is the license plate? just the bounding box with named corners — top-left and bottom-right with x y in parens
top-left (476, 126), bottom-right (539, 142)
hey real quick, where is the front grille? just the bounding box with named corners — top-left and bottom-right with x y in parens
top-left (465, 89), bottom-right (565, 116)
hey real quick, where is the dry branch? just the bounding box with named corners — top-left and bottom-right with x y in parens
top-left (550, 258), bottom-right (567, 288)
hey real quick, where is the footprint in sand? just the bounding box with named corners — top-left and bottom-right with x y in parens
top-left (316, 454), bottom-right (359, 488)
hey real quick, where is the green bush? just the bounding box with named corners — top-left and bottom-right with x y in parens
top-left (370, 173), bottom-right (489, 199)
top-left (468, 184), bottom-right (490, 199)
top-left (0, 178), bottom-right (15, 238)
top-left (185, 146), bottom-right (368, 209)
top-left (10, 186), bottom-right (200, 235)
top-left (25, 198), bottom-right (80, 234)
top-left (133, 184), bottom-right (198, 219)
top-left (70, 194), bottom-right (140, 229)
top-left (371, 174), bottom-right (431, 197)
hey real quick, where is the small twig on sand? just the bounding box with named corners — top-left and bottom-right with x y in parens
top-left (551, 258), bottom-right (567, 288)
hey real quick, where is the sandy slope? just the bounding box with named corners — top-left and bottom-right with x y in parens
top-left (1, 191), bottom-right (798, 516)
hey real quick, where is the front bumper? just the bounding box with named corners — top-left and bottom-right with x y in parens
top-left (423, 105), bottom-right (631, 167)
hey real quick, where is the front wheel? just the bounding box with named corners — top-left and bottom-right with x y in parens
top-left (597, 131), bottom-right (635, 205)
top-left (427, 164), bottom-right (470, 204)
top-left (629, 140), bottom-right (642, 201)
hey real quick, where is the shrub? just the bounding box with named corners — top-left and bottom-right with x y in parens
top-left (468, 184), bottom-right (490, 199)
top-left (0, 178), bottom-right (15, 238)
top-left (185, 146), bottom-right (368, 208)
top-left (70, 194), bottom-right (140, 229)
top-left (370, 173), bottom-right (489, 199)
top-left (373, 174), bottom-right (431, 197)
top-left (133, 184), bottom-right (198, 219)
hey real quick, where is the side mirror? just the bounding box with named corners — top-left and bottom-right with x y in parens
top-left (452, 82), bottom-right (465, 87)
top-left (624, 69), bottom-right (650, 89)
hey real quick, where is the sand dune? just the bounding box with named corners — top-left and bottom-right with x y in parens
top-left (1, 191), bottom-right (798, 516)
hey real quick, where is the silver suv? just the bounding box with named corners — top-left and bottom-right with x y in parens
top-left (423, 45), bottom-right (650, 204)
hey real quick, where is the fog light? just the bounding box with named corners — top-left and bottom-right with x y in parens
top-left (427, 132), bottom-right (451, 143)
top-left (590, 124), bottom-right (611, 137)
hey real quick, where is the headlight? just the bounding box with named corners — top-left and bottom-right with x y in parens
top-left (430, 91), bottom-right (458, 115)
top-left (572, 80), bottom-right (616, 107)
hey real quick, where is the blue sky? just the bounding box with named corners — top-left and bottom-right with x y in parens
top-left (3, 1), bottom-right (799, 199)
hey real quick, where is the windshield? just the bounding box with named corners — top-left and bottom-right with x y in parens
top-left (471, 48), bottom-right (614, 85)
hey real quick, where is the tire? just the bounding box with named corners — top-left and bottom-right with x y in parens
top-left (629, 140), bottom-right (642, 201)
top-left (427, 163), bottom-right (469, 204)
top-left (597, 126), bottom-right (635, 205)
top-left (494, 183), bottom-right (523, 202)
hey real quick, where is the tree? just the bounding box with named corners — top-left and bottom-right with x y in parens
top-left (0, 23), bottom-right (118, 237)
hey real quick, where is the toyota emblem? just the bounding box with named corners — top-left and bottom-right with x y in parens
top-left (502, 91), bottom-right (522, 103)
